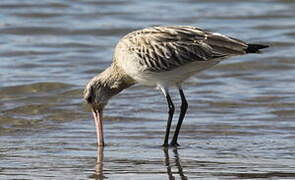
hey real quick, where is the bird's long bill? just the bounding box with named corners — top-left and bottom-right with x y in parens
top-left (91, 107), bottom-right (104, 146)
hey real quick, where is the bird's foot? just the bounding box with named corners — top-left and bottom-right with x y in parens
top-left (163, 141), bottom-right (180, 147)
top-left (169, 141), bottom-right (180, 147)
top-left (162, 143), bottom-right (169, 147)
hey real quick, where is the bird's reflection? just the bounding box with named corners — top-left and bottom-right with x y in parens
top-left (163, 147), bottom-right (187, 180)
top-left (92, 146), bottom-right (186, 179)
top-left (94, 147), bottom-right (104, 180)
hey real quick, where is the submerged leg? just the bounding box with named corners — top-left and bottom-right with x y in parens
top-left (171, 87), bottom-right (188, 146)
top-left (95, 146), bottom-right (104, 178)
top-left (160, 87), bottom-right (175, 146)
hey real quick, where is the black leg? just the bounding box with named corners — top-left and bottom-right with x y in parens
top-left (163, 92), bottom-right (175, 146)
top-left (171, 88), bottom-right (188, 146)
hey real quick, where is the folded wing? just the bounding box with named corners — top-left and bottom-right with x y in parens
top-left (121, 26), bottom-right (254, 72)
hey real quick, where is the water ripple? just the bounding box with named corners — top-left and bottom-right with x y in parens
top-left (1, 0), bottom-right (295, 179)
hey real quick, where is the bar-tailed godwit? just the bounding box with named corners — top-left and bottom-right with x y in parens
top-left (84, 26), bottom-right (268, 146)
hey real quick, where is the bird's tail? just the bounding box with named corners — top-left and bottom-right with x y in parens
top-left (245, 44), bottom-right (269, 53)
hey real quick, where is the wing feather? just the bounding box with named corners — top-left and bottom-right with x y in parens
top-left (119, 26), bottom-right (248, 72)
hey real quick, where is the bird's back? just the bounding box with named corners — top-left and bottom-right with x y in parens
top-left (113, 26), bottom-right (266, 87)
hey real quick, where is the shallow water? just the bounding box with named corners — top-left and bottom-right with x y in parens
top-left (1, 0), bottom-right (295, 179)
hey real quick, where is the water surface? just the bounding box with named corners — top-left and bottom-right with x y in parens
top-left (1, 0), bottom-right (295, 179)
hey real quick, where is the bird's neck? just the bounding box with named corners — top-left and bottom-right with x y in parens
top-left (96, 64), bottom-right (135, 98)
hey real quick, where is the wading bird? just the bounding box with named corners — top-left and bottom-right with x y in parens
top-left (84, 26), bottom-right (268, 147)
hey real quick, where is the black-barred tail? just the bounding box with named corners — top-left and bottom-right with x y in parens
top-left (245, 44), bottom-right (269, 53)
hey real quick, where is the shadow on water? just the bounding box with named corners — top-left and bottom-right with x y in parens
top-left (163, 147), bottom-right (187, 180)
top-left (92, 147), bottom-right (105, 180)
top-left (90, 145), bottom-right (295, 179)
top-left (91, 147), bottom-right (187, 180)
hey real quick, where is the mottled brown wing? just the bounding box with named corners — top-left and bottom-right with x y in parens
top-left (124, 26), bottom-right (248, 72)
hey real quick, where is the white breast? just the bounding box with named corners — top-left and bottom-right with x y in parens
top-left (134, 60), bottom-right (220, 87)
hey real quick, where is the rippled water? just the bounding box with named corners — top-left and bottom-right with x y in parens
top-left (1, 0), bottom-right (295, 179)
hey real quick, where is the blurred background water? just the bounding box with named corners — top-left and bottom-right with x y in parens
top-left (1, 0), bottom-right (295, 179)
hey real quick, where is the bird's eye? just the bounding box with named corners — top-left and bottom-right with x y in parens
top-left (85, 94), bottom-right (93, 104)
top-left (84, 86), bottom-right (94, 104)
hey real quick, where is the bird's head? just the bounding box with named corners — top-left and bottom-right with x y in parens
top-left (83, 77), bottom-right (112, 118)
top-left (83, 65), bottom-right (135, 126)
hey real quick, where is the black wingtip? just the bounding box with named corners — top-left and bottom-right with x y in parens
top-left (245, 44), bottom-right (269, 53)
